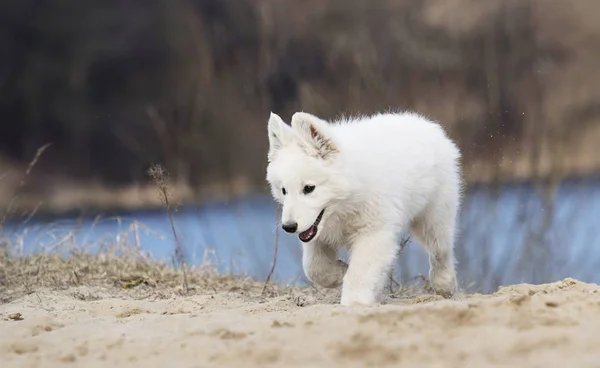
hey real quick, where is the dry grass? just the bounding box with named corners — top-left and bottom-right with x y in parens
top-left (0, 152), bottom-right (293, 305)
top-left (0, 219), bottom-right (433, 305)
top-left (147, 163), bottom-right (189, 294)
top-left (261, 203), bottom-right (281, 295)
top-left (0, 239), bottom-right (296, 305)
top-left (0, 243), bottom-right (433, 306)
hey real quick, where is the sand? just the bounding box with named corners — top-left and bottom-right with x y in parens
top-left (1, 278), bottom-right (600, 367)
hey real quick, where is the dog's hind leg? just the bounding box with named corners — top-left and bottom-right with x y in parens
top-left (302, 242), bottom-right (346, 288)
top-left (409, 189), bottom-right (459, 298)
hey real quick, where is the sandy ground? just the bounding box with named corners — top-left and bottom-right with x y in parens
top-left (1, 278), bottom-right (600, 367)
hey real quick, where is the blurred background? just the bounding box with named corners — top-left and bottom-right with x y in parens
top-left (1, 0), bottom-right (599, 293)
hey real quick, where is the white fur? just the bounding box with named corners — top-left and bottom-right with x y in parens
top-left (266, 110), bottom-right (463, 306)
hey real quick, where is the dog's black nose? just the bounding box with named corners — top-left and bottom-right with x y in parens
top-left (282, 222), bottom-right (298, 233)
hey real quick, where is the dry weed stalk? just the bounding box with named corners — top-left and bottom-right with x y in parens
top-left (388, 236), bottom-right (411, 294)
top-left (147, 164), bottom-right (189, 293)
top-left (262, 203), bottom-right (281, 295)
top-left (0, 143), bottom-right (51, 228)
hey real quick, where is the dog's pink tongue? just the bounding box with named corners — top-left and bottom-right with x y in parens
top-left (299, 225), bottom-right (316, 241)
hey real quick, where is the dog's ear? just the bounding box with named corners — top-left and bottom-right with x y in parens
top-left (267, 112), bottom-right (293, 161)
top-left (291, 112), bottom-right (338, 159)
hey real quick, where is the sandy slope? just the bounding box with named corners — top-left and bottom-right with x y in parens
top-left (1, 278), bottom-right (600, 368)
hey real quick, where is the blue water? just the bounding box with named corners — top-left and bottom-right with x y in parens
top-left (3, 178), bottom-right (600, 294)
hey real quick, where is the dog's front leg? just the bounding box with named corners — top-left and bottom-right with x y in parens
top-left (302, 242), bottom-right (346, 288)
top-left (341, 229), bottom-right (398, 306)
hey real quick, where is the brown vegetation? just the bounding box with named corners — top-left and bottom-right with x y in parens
top-left (0, 233), bottom-right (278, 304)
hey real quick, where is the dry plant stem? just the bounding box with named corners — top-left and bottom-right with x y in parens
top-left (1, 143), bottom-right (51, 227)
top-left (162, 186), bottom-right (189, 293)
top-left (388, 236), bottom-right (411, 294)
top-left (262, 204), bottom-right (281, 295)
top-left (147, 164), bottom-right (189, 294)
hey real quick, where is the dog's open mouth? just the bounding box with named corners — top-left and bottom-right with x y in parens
top-left (298, 209), bottom-right (325, 243)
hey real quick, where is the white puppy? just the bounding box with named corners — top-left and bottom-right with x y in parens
top-left (265, 111), bottom-right (463, 306)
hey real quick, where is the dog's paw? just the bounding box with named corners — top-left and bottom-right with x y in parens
top-left (430, 269), bottom-right (457, 299)
top-left (340, 287), bottom-right (378, 306)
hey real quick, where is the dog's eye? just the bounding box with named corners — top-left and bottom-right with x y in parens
top-left (282, 187), bottom-right (287, 195)
top-left (303, 185), bottom-right (315, 194)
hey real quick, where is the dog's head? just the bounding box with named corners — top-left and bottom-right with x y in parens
top-left (265, 112), bottom-right (349, 243)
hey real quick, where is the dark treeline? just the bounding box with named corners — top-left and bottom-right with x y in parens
top-left (1, 0), bottom-right (599, 194)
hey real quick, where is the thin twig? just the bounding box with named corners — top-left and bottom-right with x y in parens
top-left (164, 185), bottom-right (189, 293)
top-left (388, 236), bottom-right (411, 294)
top-left (262, 203), bottom-right (281, 295)
top-left (147, 164), bottom-right (189, 293)
top-left (1, 143), bottom-right (51, 228)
